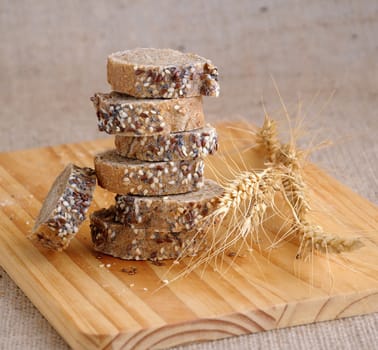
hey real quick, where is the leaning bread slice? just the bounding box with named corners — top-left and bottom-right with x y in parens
top-left (115, 125), bottom-right (218, 161)
top-left (90, 207), bottom-right (206, 261)
top-left (107, 48), bottom-right (219, 98)
top-left (114, 179), bottom-right (223, 231)
top-left (94, 150), bottom-right (204, 195)
top-left (91, 91), bottom-right (205, 135)
top-left (30, 164), bottom-right (96, 251)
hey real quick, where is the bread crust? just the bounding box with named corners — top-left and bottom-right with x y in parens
top-left (31, 164), bottom-right (96, 251)
top-left (91, 92), bottom-right (205, 135)
top-left (90, 207), bottom-right (206, 261)
top-left (115, 125), bottom-right (218, 161)
top-left (107, 48), bottom-right (219, 98)
top-left (94, 150), bottom-right (204, 195)
top-left (114, 179), bottom-right (223, 231)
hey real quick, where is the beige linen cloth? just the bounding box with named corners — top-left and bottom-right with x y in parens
top-left (0, 0), bottom-right (377, 349)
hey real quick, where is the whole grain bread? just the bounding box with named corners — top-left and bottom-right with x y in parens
top-left (90, 207), bottom-right (206, 261)
top-left (107, 48), bottom-right (219, 98)
top-left (114, 179), bottom-right (223, 231)
top-left (115, 125), bottom-right (218, 161)
top-left (91, 91), bottom-right (205, 135)
top-left (94, 150), bottom-right (204, 195)
top-left (30, 164), bottom-right (96, 251)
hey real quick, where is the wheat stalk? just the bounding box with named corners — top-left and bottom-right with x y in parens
top-left (256, 115), bottom-right (362, 257)
top-left (167, 167), bottom-right (282, 280)
top-left (164, 114), bottom-right (362, 285)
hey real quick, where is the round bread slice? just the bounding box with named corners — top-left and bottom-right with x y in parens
top-left (91, 92), bottom-right (205, 135)
top-left (114, 179), bottom-right (223, 231)
top-left (30, 164), bottom-right (96, 251)
top-left (94, 150), bottom-right (204, 195)
top-left (90, 207), bottom-right (206, 261)
top-left (115, 125), bottom-right (218, 161)
top-left (107, 48), bottom-right (220, 98)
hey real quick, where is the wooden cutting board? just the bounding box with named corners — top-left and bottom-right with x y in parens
top-left (0, 122), bottom-right (377, 350)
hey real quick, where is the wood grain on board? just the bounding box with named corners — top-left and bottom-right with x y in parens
top-left (0, 122), bottom-right (377, 350)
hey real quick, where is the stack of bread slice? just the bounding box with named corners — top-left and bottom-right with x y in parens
top-left (90, 48), bottom-right (223, 261)
top-left (31, 48), bottom-right (223, 260)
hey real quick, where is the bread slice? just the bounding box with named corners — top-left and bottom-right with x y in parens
top-left (114, 179), bottom-right (223, 231)
top-left (91, 91), bottom-right (205, 135)
top-left (31, 164), bottom-right (96, 251)
top-left (90, 207), bottom-right (206, 261)
top-left (107, 48), bottom-right (219, 98)
top-left (94, 150), bottom-right (204, 195)
top-left (115, 125), bottom-right (218, 161)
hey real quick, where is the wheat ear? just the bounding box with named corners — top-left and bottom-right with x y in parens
top-left (256, 115), bottom-right (281, 165)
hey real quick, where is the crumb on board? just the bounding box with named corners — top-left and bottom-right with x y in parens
top-left (121, 266), bottom-right (137, 275)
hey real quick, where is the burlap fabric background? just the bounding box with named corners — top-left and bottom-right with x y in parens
top-left (0, 1), bottom-right (377, 349)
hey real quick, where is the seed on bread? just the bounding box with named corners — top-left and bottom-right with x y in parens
top-left (107, 48), bottom-right (220, 98)
top-left (91, 91), bottom-right (205, 135)
top-left (31, 164), bottom-right (96, 251)
top-left (115, 125), bottom-right (218, 161)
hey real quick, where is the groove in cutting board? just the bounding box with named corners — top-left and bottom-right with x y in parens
top-left (0, 122), bottom-right (377, 350)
